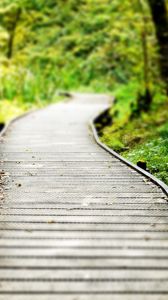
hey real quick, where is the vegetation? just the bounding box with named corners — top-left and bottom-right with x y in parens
top-left (0, 0), bottom-right (161, 118)
top-left (101, 83), bottom-right (168, 184)
top-left (0, 0), bottom-right (167, 183)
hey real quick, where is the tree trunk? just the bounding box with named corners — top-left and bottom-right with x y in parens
top-left (147, 0), bottom-right (168, 93)
top-left (7, 8), bottom-right (21, 59)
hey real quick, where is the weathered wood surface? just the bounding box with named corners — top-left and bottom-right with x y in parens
top-left (0, 94), bottom-right (167, 299)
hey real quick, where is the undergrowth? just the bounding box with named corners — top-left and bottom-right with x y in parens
top-left (0, 0), bottom-right (159, 122)
top-left (101, 83), bottom-right (168, 185)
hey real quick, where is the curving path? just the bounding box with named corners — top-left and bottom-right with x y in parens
top-left (0, 94), bottom-right (168, 300)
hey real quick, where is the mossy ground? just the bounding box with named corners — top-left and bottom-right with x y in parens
top-left (101, 84), bottom-right (168, 185)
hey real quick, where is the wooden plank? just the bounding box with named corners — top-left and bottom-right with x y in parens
top-left (0, 281), bottom-right (168, 292)
top-left (0, 257), bottom-right (168, 269)
top-left (1, 247), bottom-right (168, 257)
top-left (0, 223), bottom-right (168, 233)
top-left (1, 269), bottom-right (168, 280)
top-left (1, 238), bottom-right (168, 247)
top-left (1, 208), bottom-right (168, 216)
top-left (0, 296), bottom-right (167, 300)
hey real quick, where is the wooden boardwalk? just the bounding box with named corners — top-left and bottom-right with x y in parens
top-left (0, 94), bottom-right (168, 300)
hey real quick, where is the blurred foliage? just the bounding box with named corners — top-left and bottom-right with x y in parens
top-left (0, 0), bottom-right (163, 121)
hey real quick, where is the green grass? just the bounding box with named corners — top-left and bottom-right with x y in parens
top-left (0, 64), bottom-right (64, 122)
top-left (123, 122), bottom-right (168, 185)
top-left (101, 83), bottom-right (168, 185)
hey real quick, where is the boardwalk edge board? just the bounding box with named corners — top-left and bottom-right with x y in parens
top-left (90, 105), bottom-right (168, 197)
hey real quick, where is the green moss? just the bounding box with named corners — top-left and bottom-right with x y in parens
top-left (101, 84), bottom-right (168, 185)
top-left (123, 124), bottom-right (168, 185)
